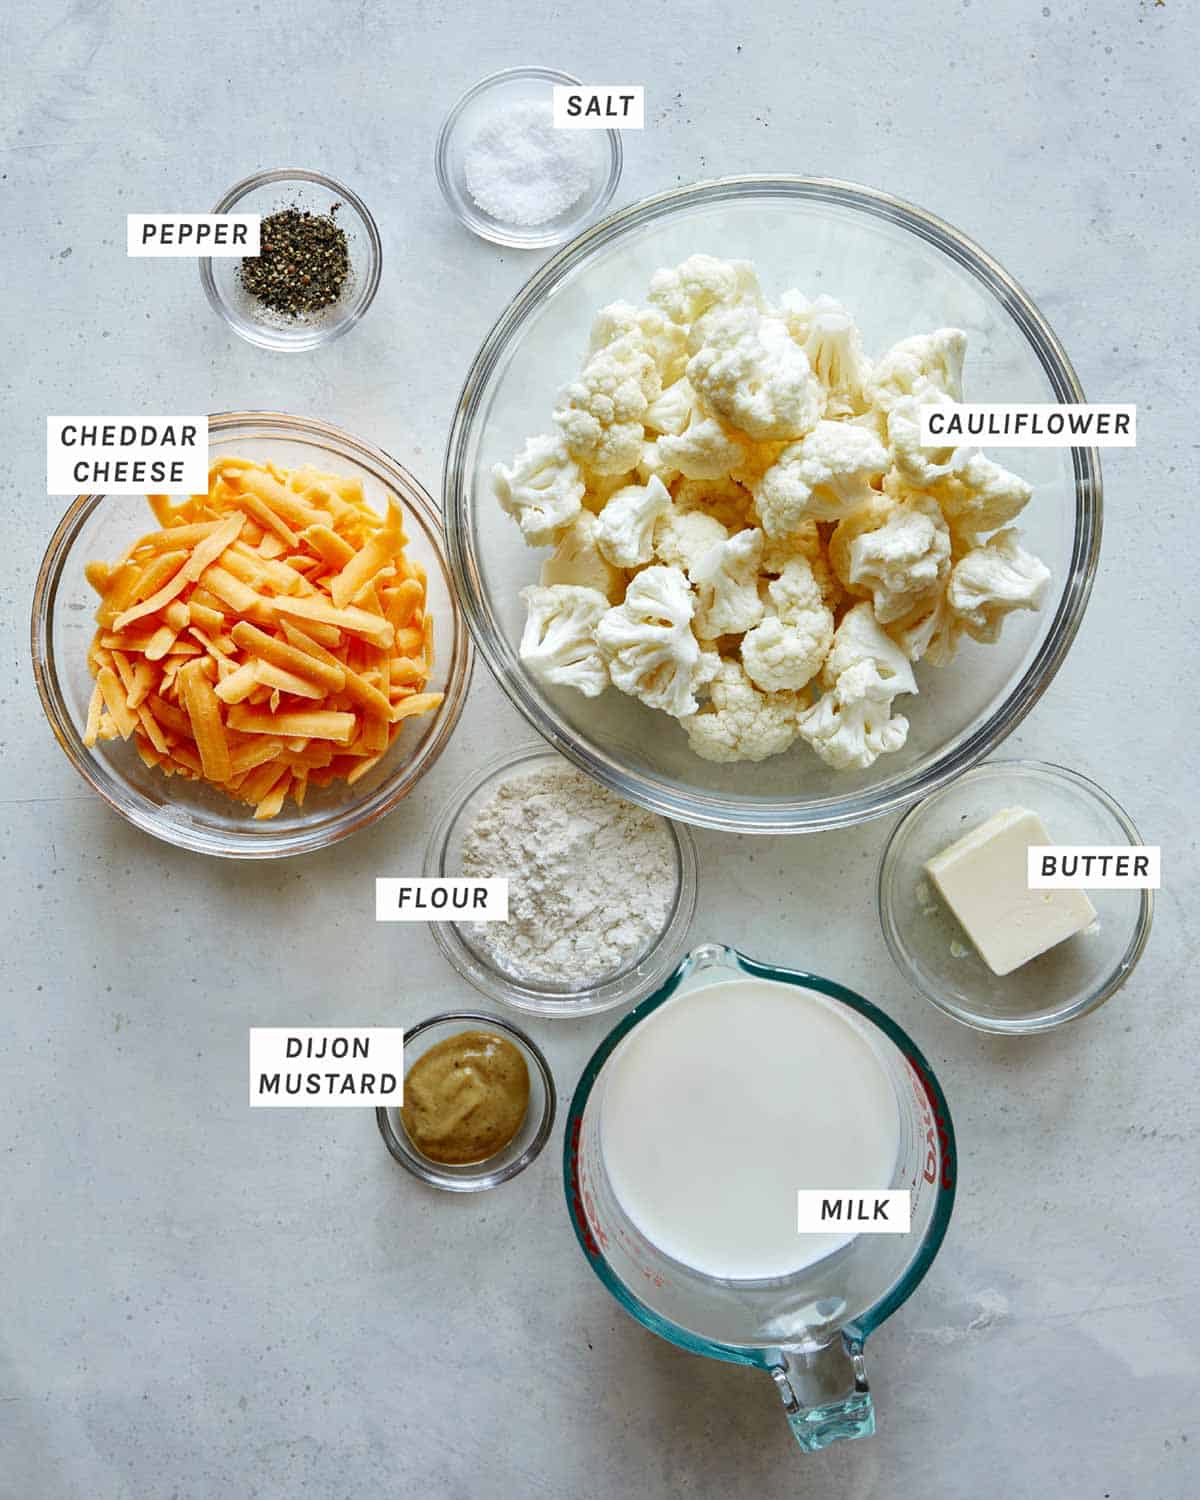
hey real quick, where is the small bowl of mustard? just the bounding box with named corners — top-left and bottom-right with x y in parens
top-left (376, 1011), bottom-right (556, 1191)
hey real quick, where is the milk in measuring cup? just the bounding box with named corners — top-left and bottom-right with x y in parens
top-left (600, 978), bottom-right (901, 1281)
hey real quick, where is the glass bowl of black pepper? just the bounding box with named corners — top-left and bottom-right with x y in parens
top-left (201, 169), bottom-right (382, 352)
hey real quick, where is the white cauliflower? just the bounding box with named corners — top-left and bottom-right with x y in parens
top-left (686, 303), bottom-right (824, 441)
top-left (753, 420), bottom-right (889, 535)
top-left (554, 335), bottom-right (661, 475)
top-left (822, 601), bottom-right (918, 698)
top-left (596, 565), bottom-right (717, 719)
top-left (672, 476), bottom-right (755, 530)
top-left (518, 584), bottom-right (610, 697)
top-left (887, 390), bottom-right (975, 488)
top-left (779, 292), bottom-right (872, 418)
top-left (648, 254), bottom-right (763, 325)
top-left (932, 453), bottom-right (1034, 543)
top-left (741, 555), bottom-right (834, 693)
top-left (653, 505), bottom-right (729, 575)
top-left (846, 493), bottom-right (952, 623)
top-left (887, 589), bottom-right (961, 666)
top-left (644, 378), bottom-right (697, 435)
top-left (946, 528), bottom-right (1051, 642)
top-left (869, 328), bottom-right (967, 415)
top-left (797, 659), bottom-right (910, 771)
top-left (540, 510), bottom-right (626, 601)
top-left (691, 528), bottom-right (765, 638)
top-left (681, 658), bottom-right (804, 763)
top-left (492, 433), bottom-right (585, 547)
top-left (636, 437), bottom-right (682, 488)
top-left (595, 475), bottom-right (672, 569)
top-left (589, 301), bottom-right (689, 386)
top-left (580, 468), bottom-right (637, 513)
top-left (829, 492), bottom-right (898, 593)
top-left (655, 402), bottom-right (747, 480)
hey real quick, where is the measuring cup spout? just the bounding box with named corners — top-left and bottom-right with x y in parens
top-left (768, 1336), bottom-right (874, 1453)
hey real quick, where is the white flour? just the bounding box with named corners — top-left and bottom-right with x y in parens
top-left (460, 764), bottom-right (677, 987)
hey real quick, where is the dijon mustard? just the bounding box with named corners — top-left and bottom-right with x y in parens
top-left (400, 1030), bottom-right (529, 1165)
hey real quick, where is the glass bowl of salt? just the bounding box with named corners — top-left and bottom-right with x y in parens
top-left (435, 67), bottom-right (623, 250)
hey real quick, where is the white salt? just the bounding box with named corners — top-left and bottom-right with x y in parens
top-left (463, 100), bottom-right (593, 228)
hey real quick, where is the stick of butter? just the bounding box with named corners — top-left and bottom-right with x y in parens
top-left (925, 807), bottom-right (1097, 977)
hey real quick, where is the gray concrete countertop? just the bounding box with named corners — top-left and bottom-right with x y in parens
top-left (1, 2), bottom-right (1196, 1495)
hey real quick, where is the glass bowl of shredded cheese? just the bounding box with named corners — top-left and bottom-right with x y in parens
top-left (33, 412), bottom-right (473, 858)
top-left (435, 67), bottom-right (623, 250)
top-left (443, 176), bottom-right (1102, 835)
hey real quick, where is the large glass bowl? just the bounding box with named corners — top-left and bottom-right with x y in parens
top-left (444, 176), bottom-right (1101, 834)
top-left (33, 412), bottom-right (473, 858)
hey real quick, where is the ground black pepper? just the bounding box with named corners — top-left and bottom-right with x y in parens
top-left (239, 206), bottom-right (349, 316)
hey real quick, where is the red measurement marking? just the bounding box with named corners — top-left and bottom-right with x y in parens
top-left (906, 1054), bottom-right (954, 1191)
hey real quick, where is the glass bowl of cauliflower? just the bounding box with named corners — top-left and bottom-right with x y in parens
top-left (443, 177), bottom-right (1100, 834)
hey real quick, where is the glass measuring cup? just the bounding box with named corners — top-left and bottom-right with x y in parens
top-left (564, 943), bottom-right (956, 1453)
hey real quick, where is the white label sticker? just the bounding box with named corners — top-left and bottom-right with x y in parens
top-left (249, 1028), bottom-right (404, 1107)
top-left (375, 877), bottom-right (509, 922)
top-left (553, 85), bottom-right (645, 129)
top-left (1027, 846), bottom-right (1160, 889)
top-left (797, 1191), bottom-right (911, 1234)
top-left (47, 416), bottom-right (208, 494)
top-left (127, 213), bottom-right (260, 256)
top-left (919, 403), bottom-right (1135, 447)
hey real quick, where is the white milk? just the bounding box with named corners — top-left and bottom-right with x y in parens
top-left (600, 977), bottom-right (901, 1281)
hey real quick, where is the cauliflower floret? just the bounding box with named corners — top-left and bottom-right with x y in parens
top-left (797, 659), bottom-right (910, 771)
top-left (686, 303), bottom-right (824, 441)
top-left (753, 421), bottom-right (889, 535)
top-left (540, 510), bottom-right (626, 601)
top-left (644, 377), bottom-right (697, 435)
top-left (655, 402), bottom-right (747, 480)
top-left (648, 254), bottom-right (764, 325)
top-left (829, 492), bottom-right (898, 593)
top-left (681, 658), bottom-right (805, 763)
top-left (729, 438), bottom-right (789, 492)
top-left (822, 600), bottom-right (917, 698)
top-left (672, 476), bottom-right (755, 530)
top-left (518, 584), bottom-right (609, 698)
top-left (653, 504), bottom-right (729, 575)
top-left (596, 565), bottom-right (717, 719)
top-left (636, 437), bottom-right (682, 488)
top-left (594, 475), bottom-right (672, 569)
top-left (932, 453), bottom-right (1034, 543)
top-left (492, 433), bottom-right (585, 547)
top-left (946, 528), bottom-right (1051, 642)
top-left (887, 589), bottom-right (961, 666)
top-left (779, 292), bottom-right (871, 418)
top-left (692, 528), bottom-right (765, 638)
top-left (589, 301), bottom-right (689, 386)
top-left (887, 390), bottom-right (976, 488)
top-left (580, 468), bottom-right (636, 513)
top-left (868, 328), bottom-right (967, 415)
top-left (846, 493), bottom-right (952, 624)
top-left (741, 555), bottom-right (834, 693)
top-left (554, 335), bottom-right (661, 475)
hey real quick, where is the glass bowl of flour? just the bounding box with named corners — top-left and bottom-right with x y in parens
top-left (425, 743), bottom-right (698, 1017)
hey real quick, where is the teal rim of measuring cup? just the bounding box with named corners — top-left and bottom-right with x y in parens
top-left (562, 943), bottom-right (958, 1369)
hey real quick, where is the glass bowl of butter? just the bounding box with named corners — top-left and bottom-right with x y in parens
top-left (877, 760), bottom-right (1153, 1033)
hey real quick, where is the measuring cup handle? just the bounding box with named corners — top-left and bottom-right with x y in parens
top-left (768, 1336), bottom-right (875, 1454)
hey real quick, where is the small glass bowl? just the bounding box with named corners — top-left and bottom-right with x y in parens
top-left (425, 743), bottom-right (698, 1017)
top-left (32, 412), bottom-right (472, 859)
top-left (376, 1011), bottom-right (555, 1191)
top-left (877, 760), bottom-right (1153, 1034)
top-left (435, 67), bottom-right (623, 250)
top-left (200, 169), bottom-right (381, 351)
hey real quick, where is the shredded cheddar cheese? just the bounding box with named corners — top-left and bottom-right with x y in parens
top-left (83, 457), bottom-right (444, 818)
